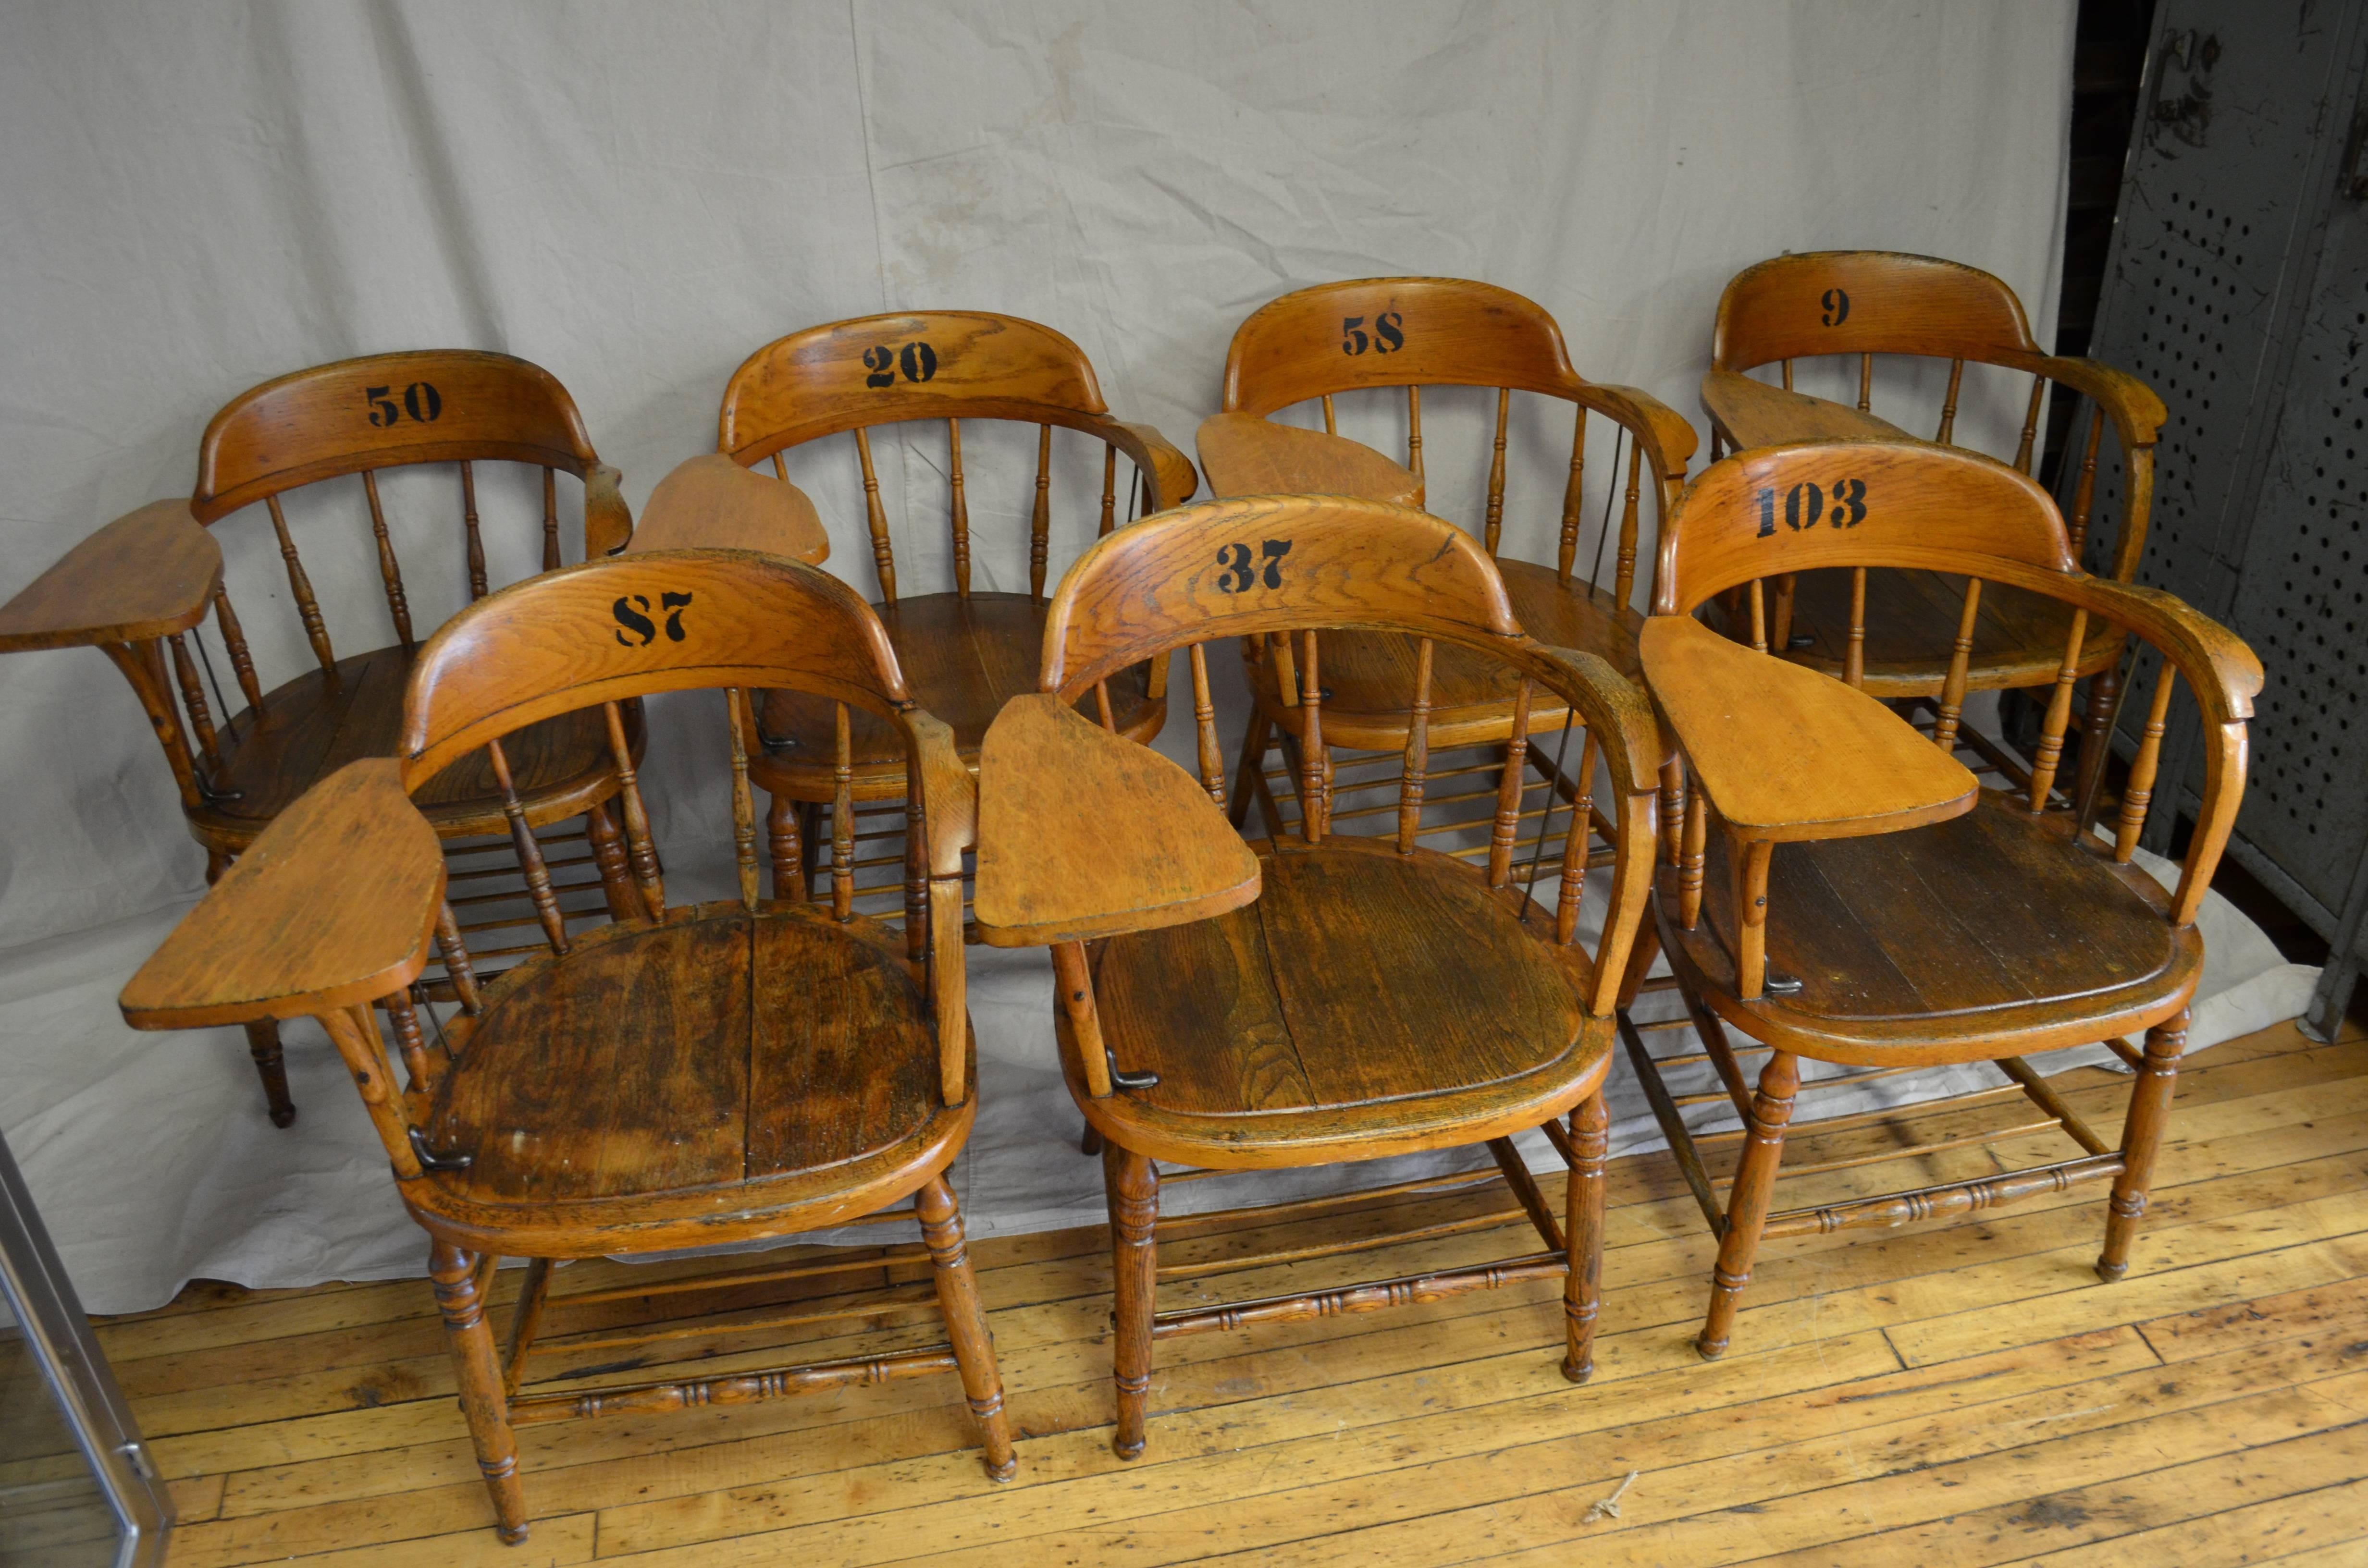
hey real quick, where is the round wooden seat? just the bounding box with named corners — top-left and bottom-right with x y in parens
top-left (1245, 560), bottom-right (1643, 752)
top-left (1761, 568), bottom-right (2124, 698)
top-left (753, 592), bottom-right (1161, 800)
top-left (189, 644), bottom-right (626, 850)
top-left (1073, 838), bottom-right (1610, 1168)
top-left (1661, 792), bottom-right (2202, 1068)
top-left (410, 901), bottom-right (973, 1255)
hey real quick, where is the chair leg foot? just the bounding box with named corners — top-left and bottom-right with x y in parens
top-left (2097, 1012), bottom-right (2188, 1283)
top-left (430, 1240), bottom-right (529, 1541)
top-left (244, 1018), bottom-right (296, 1127)
top-left (915, 1175), bottom-right (1019, 1482)
top-left (1079, 1122), bottom-right (1104, 1157)
top-left (498, 1523), bottom-right (530, 1545)
top-left (1105, 1142), bottom-right (1159, 1461)
top-left (1695, 1051), bottom-right (1798, 1360)
top-left (1561, 1090), bottom-right (1609, 1385)
top-left (1694, 1328), bottom-right (1730, 1361)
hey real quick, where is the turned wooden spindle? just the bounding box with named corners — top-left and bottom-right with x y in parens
top-left (1187, 643), bottom-right (1224, 807)
top-left (1487, 679), bottom-right (1535, 889)
top-left (1029, 423), bottom-right (1053, 600)
top-left (540, 467), bottom-right (561, 570)
top-left (1554, 730), bottom-right (1600, 945)
top-left (1857, 352), bottom-right (1873, 413)
top-left (460, 460), bottom-right (488, 598)
top-left (1843, 567), bottom-right (1868, 688)
top-left (1746, 580), bottom-right (1768, 654)
top-left (1930, 578), bottom-right (1984, 751)
top-left (434, 903), bottom-right (482, 1014)
top-left (264, 495), bottom-right (336, 675)
top-left (101, 642), bottom-right (203, 810)
top-left (2013, 374), bottom-right (2047, 474)
top-left (360, 471), bottom-right (416, 652)
top-left (1613, 441), bottom-right (1642, 611)
top-left (2115, 665), bottom-right (2180, 861)
top-left (1320, 392), bottom-right (1337, 434)
top-left (1397, 638), bottom-right (1435, 854)
top-left (726, 688), bottom-right (760, 911)
top-left (1677, 783), bottom-right (1708, 928)
top-left (1296, 630), bottom-right (1325, 844)
top-left (1935, 358), bottom-right (1965, 444)
top-left (766, 794), bottom-right (803, 903)
top-left (385, 989), bottom-right (433, 1090)
top-left (2068, 410), bottom-right (2107, 560)
top-left (853, 427), bottom-right (897, 602)
top-left (486, 736), bottom-right (569, 954)
top-left (1556, 405), bottom-right (1588, 582)
top-left (210, 588), bottom-right (266, 712)
top-left (166, 633), bottom-right (220, 769)
top-left (1099, 444), bottom-right (1119, 538)
top-left (832, 702), bottom-right (854, 920)
top-left (1483, 387), bottom-right (1510, 554)
top-left (2025, 609), bottom-right (2090, 811)
top-left (599, 701), bottom-right (664, 919)
top-left (1406, 385), bottom-right (1424, 483)
top-left (949, 418), bottom-right (971, 599)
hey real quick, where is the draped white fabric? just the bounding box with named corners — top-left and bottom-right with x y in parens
top-left (5, 1), bottom-right (2306, 1318)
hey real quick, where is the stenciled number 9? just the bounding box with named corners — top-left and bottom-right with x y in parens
top-left (1214, 541), bottom-right (1255, 593)
top-left (1820, 287), bottom-right (1851, 328)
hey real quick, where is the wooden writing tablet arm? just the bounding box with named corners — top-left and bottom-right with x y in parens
top-left (118, 758), bottom-right (446, 1177)
top-left (1639, 614), bottom-right (1980, 1001)
top-left (0, 500), bottom-right (222, 654)
top-left (582, 463), bottom-right (634, 558)
top-left (622, 455), bottom-right (831, 564)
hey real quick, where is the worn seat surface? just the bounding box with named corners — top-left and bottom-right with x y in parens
top-left (756, 591), bottom-right (1157, 795)
top-left (194, 646), bottom-right (622, 845)
top-left (418, 901), bottom-right (969, 1244)
top-left (1663, 793), bottom-right (2201, 1064)
top-left (1768, 567), bottom-right (2125, 696)
top-left (1080, 838), bottom-right (1606, 1166)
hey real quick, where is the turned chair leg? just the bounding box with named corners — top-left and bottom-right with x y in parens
top-left (584, 801), bottom-right (638, 922)
top-left (1079, 1122), bottom-right (1105, 1156)
top-left (1698, 1049), bottom-right (1800, 1360)
top-left (915, 1175), bottom-right (1019, 1481)
top-left (430, 1241), bottom-right (529, 1543)
top-left (1562, 1090), bottom-right (1611, 1382)
top-left (243, 1018), bottom-right (296, 1127)
top-left (2097, 1009), bottom-right (2190, 1282)
top-left (765, 791), bottom-right (804, 902)
top-left (1104, 1143), bottom-right (1159, 1459)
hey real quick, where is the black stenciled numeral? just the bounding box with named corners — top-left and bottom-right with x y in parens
top-left (1821, 287), bottom-right (1851, 327)
top-left (1828, 477), bottom-right (1866, 527)
top-left (1753, 479), bottom-right (1867, 537)
top-left (1259, 538), bottom-right (1294, 587)
top-left (1341, 316), bottom-right (1368, 355)
top-left (612, 590), bottom-right (693, 647)
top-left (1373, 311), bottom-right (1403, 353)
top-left (1756, 488), bottom-right (1777, 538)
top-left (1214, 541), bottom-right (1254, 593)
top-left (863, 341), bottom-right (939, 386)
top-left (363, 382), bottom-right (442, 426)
top-left (1785, 482), bottom-right (1825, 531)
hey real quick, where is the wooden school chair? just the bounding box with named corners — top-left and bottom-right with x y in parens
top-left (0, 352), bottom-right (659, 1127)
top-left (1628, 439), bottom-right (2259, 1358)
top-left (1213, 278), bottom-right (1696, 864)
top-left (716, 311), bottom-right (1197, 926)
top-left (1702, 251), bottom-right (2169, 812)
top-left (973, 493), bottom-right (1664, 1458)
top-left (118, 541), bottom-right (1016, 1543)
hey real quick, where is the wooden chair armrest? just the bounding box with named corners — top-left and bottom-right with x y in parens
top-left (907, 710), bottom-right (977, 879)
top-left (1697, 371), bottom-right (1913, 453)
top-left (583, 464), bottom-right (634, 558)
top-left (1194, 413), bottom-right (1424, 505)
top-left (2000, 352), bottom-right (2168, 451)
top-left (973, 693), bottom-right (1259, 946)
top-left (119, 759), bottom-right (444, 1029)
top-left (1583, 382), bottom-right (1703, 483)
top-left (1098, 419), bottom-right (1201, 511)
top-left (1639, 614), bottom-right (1974, 844)
top-left (624, 455), bottom-right (830, 564)
top-left (0, 500), bottom-right (222, 653)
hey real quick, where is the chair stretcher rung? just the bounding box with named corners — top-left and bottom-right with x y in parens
top-left (1151, 1251), bottom-right (1565, 1341)
top-left (1153, 1206), bottom-right (1531, 1281)
top-left (1716, 1116), bottom-right (2064, 1186)
top-left (506, 1346), bottom-right (959, 1425)
top-left (528, 1288), bottom-right (941, 1358)
top-left (1759, 1152), bottom-right (2124, 1240)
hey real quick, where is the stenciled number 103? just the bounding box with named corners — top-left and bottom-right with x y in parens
top-left (1754, 479), bottom-right (1867, 537)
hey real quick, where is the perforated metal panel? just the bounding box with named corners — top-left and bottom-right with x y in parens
top-left (2075, 0), bottom-right (2368, 936)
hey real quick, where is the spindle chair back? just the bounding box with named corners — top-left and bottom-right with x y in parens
top-left (1214, 278), bottom-right (1695, 868)
top-left (1629, 438), bottom-right (2260, 1359)
top-left (1708, 252), bottom-right (2170, 802)
top-left (119, 545), bottom-right (1015, 1542)
top-left (0, 351), bottom-right (634, 1128)
top-left (973, 492), bottom-right (1665, 1458)
top-left (718, 312), bottom-right (1196, 925)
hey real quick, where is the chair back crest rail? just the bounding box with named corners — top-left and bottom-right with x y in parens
top-left (1710, 251), bottom-right (2168, 581)
top-left (1037, 494), bottom-right (1664, 1027)
top-left (1658, 441), bottom-right (2260, 930)
top-left (718, 311), bottom-right (1195, 606)
top-left (1217, 278), bottom-right (1694, 607)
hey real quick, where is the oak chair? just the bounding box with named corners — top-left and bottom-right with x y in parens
top-left (118, 543), bottom-right (1015, 1543)
top-left (1703, 251), bottom-right (2170, 812)
top-left (1627, 439), bottom-right (2259, 1358)
top-left (0, 352), bottom-right (645, 1127)
top-left (1213, 278), bottom-right (1696, 864)
top-left (717, 311), bottom-right (1197, 926)
top-left (973, 493), bottom-right (1664, 1458)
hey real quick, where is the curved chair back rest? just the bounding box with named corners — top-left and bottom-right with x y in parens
top-left (1042, 494), bottom-right (1665, 1016)
top-left (1658, 441), bottom-right (2261, 928)
top-left (181, 351), bottom-right (627, 718)
top-left (1222, 278), bottom-right (1584, 413)
top-left (718, 311), bottom-right (1190, 605)
top-left (1712, 252), bottom-right (2039, 373)
top-left (1217, 277), bottom-right (1693, 606)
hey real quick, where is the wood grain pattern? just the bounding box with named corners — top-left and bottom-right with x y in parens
top-left (1195, 413), bottom-right (1425, 506)
top-left (974, 694), bottom-right (1259, 947)
top-left (626, 455), bottom-right (831, 563)
top-left (1700, 369), bottom-right (1911, 450)
top-left (1640, 614), bottom-right (1975, 843)
top-left (0, 500), bottom-right (222, 651)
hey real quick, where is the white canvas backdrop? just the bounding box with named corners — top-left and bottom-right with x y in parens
top-left (0, 0), bottom-right (2311, 1313)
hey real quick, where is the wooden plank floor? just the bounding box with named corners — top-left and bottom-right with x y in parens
top-left (102, 1015), bottom-right (2368, 1568)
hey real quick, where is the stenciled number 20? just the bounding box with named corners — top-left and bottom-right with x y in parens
top-left (1341, 312), bottom-right (1404, 355)
top-left (1214, 539), bottom-right (1294, 592)
top-left (363, 382), bottom-right (442, 427)
top-left (863, 342), bottom-right (938, 388)
top-left (1755, 479), bottom-right (1867, 537)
